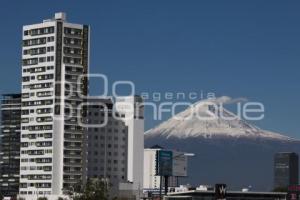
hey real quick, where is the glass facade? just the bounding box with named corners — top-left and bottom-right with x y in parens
top-left (0, 94), bottom-right (21, 198)
top-left (274, 152), bottom-right (299, 189)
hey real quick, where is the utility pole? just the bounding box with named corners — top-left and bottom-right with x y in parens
top-left (164, 175), bottom-right (169, 196)
top-left (157, 150), bottom-right (195, 200)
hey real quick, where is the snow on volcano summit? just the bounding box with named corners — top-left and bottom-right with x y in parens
top-left (145, 96), bottom-right (295, 141)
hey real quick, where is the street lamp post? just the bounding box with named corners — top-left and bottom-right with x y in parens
top-left (164, 175), bottom-right (169, 196)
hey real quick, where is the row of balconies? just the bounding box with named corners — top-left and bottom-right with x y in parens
top-left (24, 26), bottom-right (55, 37)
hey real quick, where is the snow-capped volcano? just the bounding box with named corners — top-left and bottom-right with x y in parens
top-left (145, 97), bottom-right (294, 141)
top-left (144, 97), bottom-right (300, 190)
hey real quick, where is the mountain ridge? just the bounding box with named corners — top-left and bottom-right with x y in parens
top-left (145, 97), bottom-right (297, 142)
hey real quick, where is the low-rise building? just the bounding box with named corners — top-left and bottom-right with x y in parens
top-left (144, 146), bottom-right (190, 194)
top-left (165, 190), bottom-right (286, 200)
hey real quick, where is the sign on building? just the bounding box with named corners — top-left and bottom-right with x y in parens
top-left (173, 151), bottom-right (188, 177)
top-left (155, 150), bottom-right (173, 176)
top-left (215, 184), bottom-right (227, 200)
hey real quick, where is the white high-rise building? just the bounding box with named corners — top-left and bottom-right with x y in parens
top-left (20, 12), bottom-right (89, 200)
top-left (115, 96), bottom-right (144, 198)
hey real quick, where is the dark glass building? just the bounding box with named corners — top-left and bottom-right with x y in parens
top-left (274, 152), bottom-right (299, 189)
top-left (0, 94), bottom-right (21, 198)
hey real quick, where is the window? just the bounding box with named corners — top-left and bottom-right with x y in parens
top-left (47, 46), bottom-right (54, 52)
top-left (63, 57), bottom-right (82, 65)
top-left (22, 76), bottom-right (30, 82)
top-left (22, 58), bottom-right (38, 66)
top-left (37, 74), bottom-right (54, 81)
top-left (47, 36), bottom-right (55, 42)
top-left (47, 56), bottom-right (54, 62)
top-left (23, 38), bottom-right (46, 46)
top-left (47, 66), bottom-right (54, 70)
top-left (23, 49), bottom-right (30, 55)
top-left (39, 57), bottom-right (46, 63)
top-left (26, 47), bottom-right (46, 55)
top-left (29, 26), bottom-right (54, 36)
top-left (64, 27), bottom-right (82, 36)
top-left (37, 91), bottom-right (53, 97)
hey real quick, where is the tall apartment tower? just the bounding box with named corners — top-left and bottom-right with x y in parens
top-left (20, 13), bottom-right (89, 200)
top-left (115, 96), bottom-right (144, 197)
top-left (0, 94), bottom-right (21, 198)
top-left (86, 98), bottom-right (128, 198)
top-left (274, 152), bottom-right (299, 189)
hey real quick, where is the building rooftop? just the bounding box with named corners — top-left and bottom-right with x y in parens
top-left (167, 190), bottom-right (287, 199)
top-left (43, 12), bottom-right (66, 23)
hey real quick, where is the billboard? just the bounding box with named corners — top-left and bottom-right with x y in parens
top-left (173, 151), bottom-right (188, 177)
top-left (156, 150), bottom-right (173, 176)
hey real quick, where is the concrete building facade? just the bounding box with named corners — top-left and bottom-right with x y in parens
top-left (115, 96), bottom-right (145, 198)
top-left (86, 98), bottom-right (128, 198)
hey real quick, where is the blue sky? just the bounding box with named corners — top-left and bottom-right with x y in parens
top-left (0, 1), bottom-right (299, 138)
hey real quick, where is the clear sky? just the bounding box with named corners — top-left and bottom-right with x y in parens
top-left (0, 0), bottom-right (299, 138)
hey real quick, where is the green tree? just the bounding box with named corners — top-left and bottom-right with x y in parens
top-left (37, 197), bottom-right (48, 200)
top-left (273, 187), bottom-right (288, 192)
top-left (71, 178), bottom-right (109, 200)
